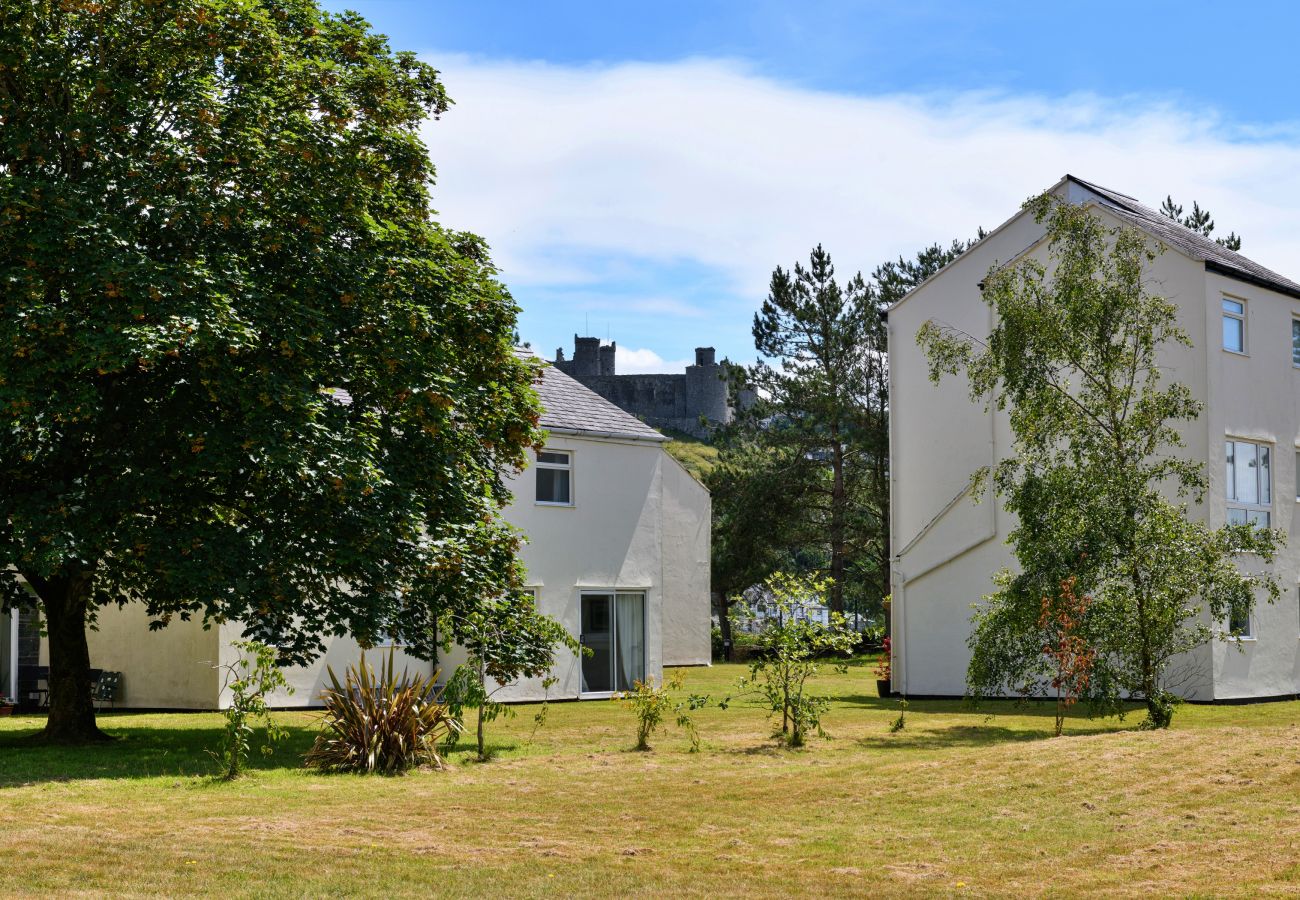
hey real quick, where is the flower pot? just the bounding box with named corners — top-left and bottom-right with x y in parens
top-left (876, 679), bottom-right (892, 699)
top-left (0, 705), bottom-right (13, 717)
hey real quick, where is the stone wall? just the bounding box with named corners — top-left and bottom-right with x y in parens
top-left (553, 336), bottom-right (739, 439)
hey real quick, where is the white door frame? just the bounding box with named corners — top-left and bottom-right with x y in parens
top-left (578, 589), bottom-right (646, 699)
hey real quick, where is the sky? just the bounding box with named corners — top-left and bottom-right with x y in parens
top-left (326, 1), bottom-right (1300, 371)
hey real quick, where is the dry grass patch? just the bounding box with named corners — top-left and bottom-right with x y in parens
top-left (2, 661), bottom-right (1299, 897)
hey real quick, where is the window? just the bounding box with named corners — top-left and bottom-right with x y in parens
top-left (1293, 317), bottom-right (1300, 366)
top-left (535, 449), bottom-right (572, 505)
top-left (1229, 606), bottom-right (1254, 639)
top-left (1226, 439), bottom-right (1271, 527)
top-left (1222, 297), bottom-right (1246, 354)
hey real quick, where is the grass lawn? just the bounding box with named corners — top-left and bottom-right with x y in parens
top-left (3, 659), bottom-right (1300, 898)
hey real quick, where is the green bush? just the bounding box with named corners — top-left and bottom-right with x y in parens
top-left (304, 650), bottom-right (460, 774)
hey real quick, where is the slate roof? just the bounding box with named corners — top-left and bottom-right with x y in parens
top-left (520, 350), bottom-right (668, 443)
top-left (1069, 175), bottom-right (1300, 300)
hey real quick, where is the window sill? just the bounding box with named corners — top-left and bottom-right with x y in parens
top-left (1224, 635), bottom-right (1257, 643)
top-left (1222, 348), bottom-right (1248, 357)
top-left (535, 501), bottom-right (575, 508)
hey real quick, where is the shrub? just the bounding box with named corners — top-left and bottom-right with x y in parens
top-left (733, 573), bottom-right (857, 747)
top-left (616, 671), bottom-right (711, 752)
top-left (215, 640), bottom-right (291, 781)
top-left (305, 650), bottom-right (460, 774)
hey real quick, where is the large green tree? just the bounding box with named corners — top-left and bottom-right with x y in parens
top-left (0, 0), bottom-right (544, 741)
top-left (725, 239), bottom-right (977, 620)
top-left (745, 246), bottom-right (881, 615)
top-left (918, 193), bottom-right (1279, 728)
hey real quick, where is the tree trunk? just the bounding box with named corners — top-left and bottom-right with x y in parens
top-left (828, 439), bottom-right (846, 614)
top-left (35, 574), bottom-right (110, 744)
top-left (715, 592), bottom-right (733, 661)
top-left (476, 655), bottom-right (487, 761)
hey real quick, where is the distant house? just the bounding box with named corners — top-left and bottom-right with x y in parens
top-left (889, 174), bottom-right (1300, 702)
top-left (731, 584), bottom-right (831, 634)
top-left (11, 357), bottom-right (711, 707)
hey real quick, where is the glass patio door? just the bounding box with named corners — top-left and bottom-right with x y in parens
top-left (580, 592), bottom-right (645, 694)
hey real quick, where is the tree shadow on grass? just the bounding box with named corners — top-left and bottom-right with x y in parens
top-left (0, 715), bottom-right (320, 786)
top-left (857, 722), bottom-right (1126, 752)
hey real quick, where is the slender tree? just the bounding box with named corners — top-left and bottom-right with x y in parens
top-left (0, 0), bottom-right (543, 742)
top-left (746, 246), bottom-right (880, 614)
top-left (714, 237), bottom-right (979, 626)
top-left (919, 193), bottom-right (1280, 728)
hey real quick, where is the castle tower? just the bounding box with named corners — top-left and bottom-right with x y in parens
top-left (571, 335), bottom-right (602, 377)
top-left (599, 341), bottom-right (616, 376)
top-left (685, 346), bottom-right (730, 426)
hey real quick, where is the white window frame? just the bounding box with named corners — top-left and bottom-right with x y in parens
top-left (535, 448), bottom-right (574, 507)
top-left (1225, 438), bottom-right (1272, 528)
top-left (1222, 295), bottom-right (1247, 355)
top-left (1227, 605), bottom-right (1256, 641)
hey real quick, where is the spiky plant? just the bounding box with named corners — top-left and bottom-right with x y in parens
top-left (305, 650), bottom-right (460, 774)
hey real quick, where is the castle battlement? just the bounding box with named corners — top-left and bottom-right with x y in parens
top-left (552, 335), bottom-right (738, 439)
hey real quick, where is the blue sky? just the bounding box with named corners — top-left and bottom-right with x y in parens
top-left (327, 1), bottom-right (1300, 370)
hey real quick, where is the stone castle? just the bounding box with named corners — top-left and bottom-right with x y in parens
top-left (552, 336), bottom-right (743, 439)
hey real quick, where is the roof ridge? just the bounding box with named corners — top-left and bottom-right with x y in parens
top-left (1064, 175), bottom-right (1300, 301)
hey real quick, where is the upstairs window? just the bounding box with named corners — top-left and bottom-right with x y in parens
top-left (1293, 317), bottom-right (1300, 367)
top-left (1222, 297), bottom-right (1246, 354)
top-left (1226, 439), bottom-right (1270, 527)
top-left (535, 449), bottom-right (572, 505)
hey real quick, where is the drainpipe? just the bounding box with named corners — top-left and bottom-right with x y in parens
top-left (8, 611), bottom-right (17, 699)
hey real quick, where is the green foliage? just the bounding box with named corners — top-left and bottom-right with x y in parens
top-left (615, 671), bottom-right (711, 752)
top-left (443, 593), bottom-right (579, 761)
top-left (305, 650), bottom-right (459, 774)
top-left (733, 573), bottom-right (857, 747)
top-left (1159, 195), bottom-right (1242, 250)
top-left (215, 640), bottom-right (291, 780)
top-left (889, 698), bottom-right (908, 733)
top-left (919, 193), bottom-right (1281, 729)
top-left (0, 0), bottom-right (542, 741)
top-left (744, 246), bottom-right (887, 614)
top-left (712, 237), bottom-right (976, 628)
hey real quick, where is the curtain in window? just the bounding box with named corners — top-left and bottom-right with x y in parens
top-left (614, 593), bottom-right (645, 692)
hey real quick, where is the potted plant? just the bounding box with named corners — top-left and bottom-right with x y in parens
top-left (875, 636), bottom-right (892, 698)
top-left (0, 694), bottom-right (15, 716)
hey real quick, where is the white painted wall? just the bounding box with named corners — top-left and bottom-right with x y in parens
top-left (890, 185), bottom-right (1300, 702)
top-left (72, 429), bottom-right (710, 708)
top-left (659, 451), bottom-right (712, 667)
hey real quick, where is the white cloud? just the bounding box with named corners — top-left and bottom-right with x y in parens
top-left (420, 53), bottom-right (1300, 352)
top-left (612, 347), bottom-right (694, 375)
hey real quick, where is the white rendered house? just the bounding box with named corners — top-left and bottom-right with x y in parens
top-left (889, 175), bottom-right (1300, 702)
top-left (16, 359), bottom-right (711, 707)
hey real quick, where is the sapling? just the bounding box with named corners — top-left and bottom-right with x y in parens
top-left (732, 573), bottom-right (857, 747)
top-left (214, 641), bottom-right (291, 781)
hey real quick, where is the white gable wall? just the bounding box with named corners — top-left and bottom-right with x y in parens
top-left (887, 191), bottom-right (1293, 702)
